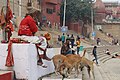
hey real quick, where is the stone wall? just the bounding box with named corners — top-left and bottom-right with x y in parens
top-left (102, 24), bottom-right (120, 38)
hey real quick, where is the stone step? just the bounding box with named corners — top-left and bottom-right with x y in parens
top-left (97, 66), bottom-right (110, 80)
top-left (97, 54), bottom-right (108, 59)
top-left (99, 55), bottom-right (111, 61)
top-left (98, 52), bottom-right (119, 63)
top-left (82, 50), bottom-right (105, 80)
top-left (41, 71), bottom-right (82, 80)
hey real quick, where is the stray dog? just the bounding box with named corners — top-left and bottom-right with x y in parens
top-left (65, 54), bottom-right (82, 77)
top-left (80, 55), bottom-right (95, 79)
top-left (52, 54), bottom-right (81, 78)
top-left (52, 54), bottom-right (72, 78)
top-left (59, 50), bottom-right (86, 78)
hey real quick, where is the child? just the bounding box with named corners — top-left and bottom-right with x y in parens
top-left (76, 38), bottom-right (81, 54)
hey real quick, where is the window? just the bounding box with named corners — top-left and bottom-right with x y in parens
top-left (46, 8), bottom-right (53, 14)
top-left (53, 6), bottom-right (56, 12)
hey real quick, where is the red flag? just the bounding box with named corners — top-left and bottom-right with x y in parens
top-left (5, 0), bottom-right (14, 67)
top-left (5, 40), bottom-right (14, 67)
top-left (6, 0), bottom-right (13, 22)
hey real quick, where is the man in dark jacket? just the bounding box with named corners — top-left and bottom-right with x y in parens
top-left (92, 46), bottom-right (98, 64)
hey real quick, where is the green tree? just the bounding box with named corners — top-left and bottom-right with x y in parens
top-left (60, 0), bottom-right (92, 24)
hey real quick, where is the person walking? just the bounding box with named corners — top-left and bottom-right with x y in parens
top-left (66, 34), bottom-right (70, 41)
top-left (92, 46), bottom-right (98, 64)
top-left (70, 34), bottom-right (75, 48)
top-left (76, 35), bottom-right (80, 41)
top-left (96, 38), bottom-right (101, 45)
top-left (58, 35), bottom-right (61, 42)
top-left (61, 33), bottom-right (65, 45)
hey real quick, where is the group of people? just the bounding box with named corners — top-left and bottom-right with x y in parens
top-left (58, 33), bottom-right (81, 47)
top-left (106, 33), bottom-right (119, 45)
top-left (104, 49), bottom-right (120, 58)
top-left (60, 33), bottom-right (75, 48)
top-left (59, 33), bottom-right (81, 55)
top-left (112, 39), bottom-right (119, 45)
top-left (59, 35), bottom-right (99, 65)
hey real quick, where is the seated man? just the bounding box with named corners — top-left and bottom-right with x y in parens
top-left (105, 49), bottom-right (111, 55)
top-left (18, 9), bottom-right (51, 68)
top-left (61, 43), bottom-right (72, 56)
top-left (112, 54), bottom-right (120, 58)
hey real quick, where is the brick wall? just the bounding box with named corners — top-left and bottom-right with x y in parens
top-left (41, 0), bottom-right (61, 28)
top-left (68, 22), bottom-right (82, 34)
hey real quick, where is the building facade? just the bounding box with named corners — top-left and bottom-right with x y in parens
top-left (0, 0), bottom-right (41, 18)
top-left (40, 0), bottom-right (62, 28)
top-left (0, 0), bottom-right (62, 29)
top-left (94, 0), bottom-right (120, 24)
top-left (94, 0), bottom-right (120, 40)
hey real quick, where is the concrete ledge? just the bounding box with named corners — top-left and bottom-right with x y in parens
top-left (0, 43), bottom-right (60, 80)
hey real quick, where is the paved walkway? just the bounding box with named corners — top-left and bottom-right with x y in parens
top-left (83, 45), bottom-right (120, 80)
top-left (101, 58), bottom-right (120, 80)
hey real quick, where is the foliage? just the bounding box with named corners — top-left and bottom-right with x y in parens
top-left (60, 0), bottom-right (92, 24)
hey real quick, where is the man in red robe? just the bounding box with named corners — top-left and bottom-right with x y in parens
top-left (18, 12), bottom-right (38, 36)
top-left (18, 9), bottom-right (51, 68)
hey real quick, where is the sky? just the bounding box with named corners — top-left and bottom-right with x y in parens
top-left (102, 0), bottom-right (119, 2)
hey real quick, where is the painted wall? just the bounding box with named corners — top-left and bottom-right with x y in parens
top-left (0, 44), bottom-right (60, 80)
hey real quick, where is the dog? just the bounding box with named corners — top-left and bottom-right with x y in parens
top-left (52, 54), bottom-right (81, 78)
top-left (80, 53), bottom-right (95, 79)
top-left (65, 54), bottom-right (82, 77)
top-left (59, 50), bottom-right (86, 78)
top-left (52, 50), bottom-right (95, 79)
top-left (52, 54), bottom-right (72, 78)
top-left (61, 50), bottom-right (95, 79)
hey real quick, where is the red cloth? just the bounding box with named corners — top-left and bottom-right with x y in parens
top-left (6, 0), bottom-right (13, 22)
top-left (5, 22), bottom-right (14, 41)
top-left (5, 40), bottom-right (14, 67)
top-left (5, 38), bottom-right (29, 67)
top-left (6, 21), bottom-right (14, 31)
top-left (18, 15), bottom-right (38, 36)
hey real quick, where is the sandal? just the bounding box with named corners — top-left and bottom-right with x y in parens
top-left (37, 62), bottom-right (43, 66)
top-left (41, 64), bottom-right (47, 68)
top-left (37, 62), bottom-right (47, 68)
